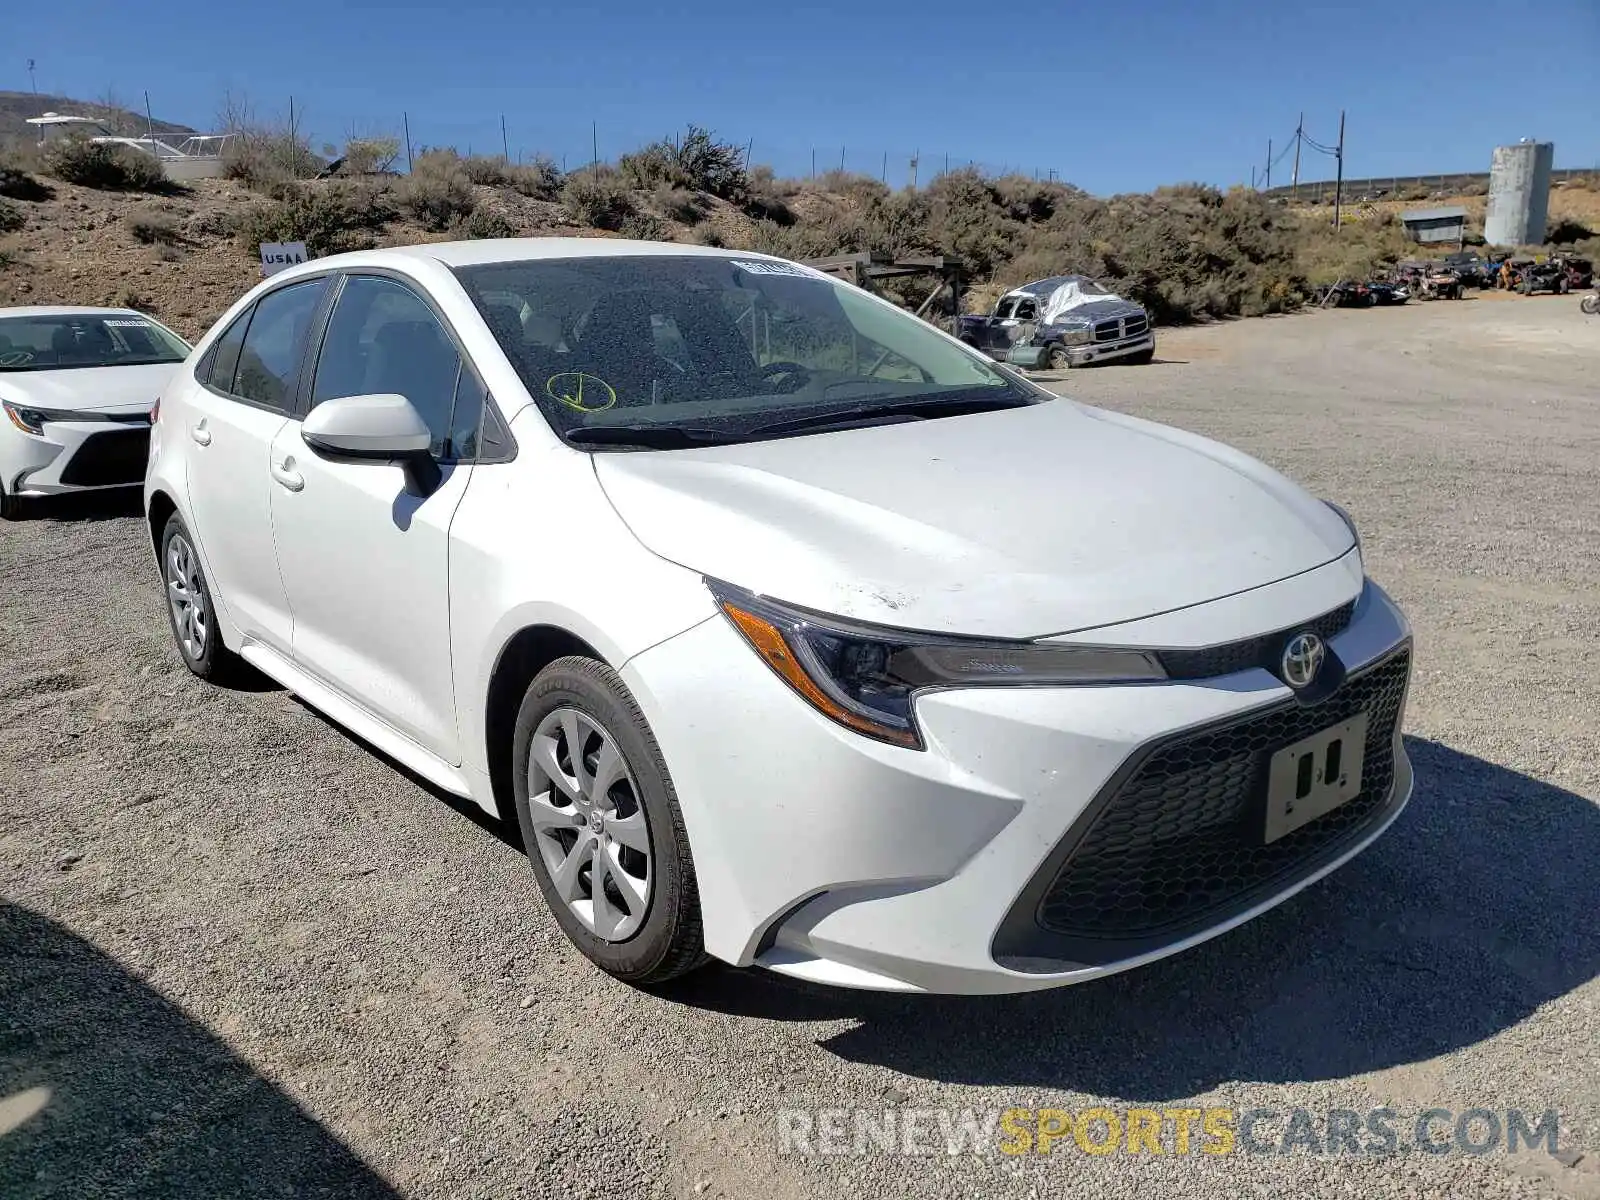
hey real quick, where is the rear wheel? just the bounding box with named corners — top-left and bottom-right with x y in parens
top-left (160, 514), bottom-right (241, 681)
top-left (511, 657), bottom-right (706, 985)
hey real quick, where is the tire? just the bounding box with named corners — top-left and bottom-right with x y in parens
top-left (1044, 344), bottom-right (1072, 370)
top-left (159, 513), bottom-right (241, 681)
top-left (511, 656), bottom-right (706, 985)
top-left (1581, 294), bottom-right (1600, 315)
top-left (0, 488), bottom-right (22, 521)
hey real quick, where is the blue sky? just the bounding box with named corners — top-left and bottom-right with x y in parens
top-left (11, 0), bottom-right (1598, 195)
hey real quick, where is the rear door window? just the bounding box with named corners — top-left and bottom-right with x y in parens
top-left (232, 279), bottom-right (327, 411)
top-left (205, 309), bottom-right (251, 393)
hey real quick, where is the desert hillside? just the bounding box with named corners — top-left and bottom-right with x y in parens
top-left (2, 118), bottom-right (1596, 342)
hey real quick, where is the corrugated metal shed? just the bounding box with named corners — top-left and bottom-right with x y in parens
top-left (1401, 206), bottom-right (1467, 245)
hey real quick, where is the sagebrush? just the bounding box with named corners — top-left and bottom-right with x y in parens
top-left (43, 137), bottom-right (168, 192)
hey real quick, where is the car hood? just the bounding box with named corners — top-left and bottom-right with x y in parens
top-left (1047, 298), bottom-right (1146, 325)
top-left (0, 363), bottom-right (180, 415)
top-left (593, 400), bottom-right (1355, 639)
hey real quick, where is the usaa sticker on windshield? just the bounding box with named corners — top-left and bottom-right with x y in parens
top-left (731, 260), bottom-right (811, 277)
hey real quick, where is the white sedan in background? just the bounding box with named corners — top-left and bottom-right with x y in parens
top-left (1, 306), bottom-right (190, 519)
top-left (145, 240), bottom-right (1413, 994)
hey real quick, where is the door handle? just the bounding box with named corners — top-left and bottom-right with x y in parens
top-left (189, 420), bottom-right (211, 446)
top-left (270, 459), bottom-right (305, 493)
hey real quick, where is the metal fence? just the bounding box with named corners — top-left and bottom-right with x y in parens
top-left (1266, 168), bottom-right (1595, 205)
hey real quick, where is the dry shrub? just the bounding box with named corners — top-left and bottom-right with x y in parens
top-left (43, 137), bottom-right (168, 192)
top-left (0, 199), bottom-right (22, 233)
top-left (451, 208), bottom-right (516, 240)
top-left (128, 214), bottom-right (182, 245)
top-left (653, 185), bottom-right (707, 224)
top-left (618, 126), bottom-right (747, 201)
top-left (506, 157), bottom-right (562, 199)
top-left (342, 136), bottom-right (401, 174)
top-left (561, 166), bottom-right (634, 230)
top-left (619, 211), bottom-right (668, 241)
top-left (0, 154), bottom-right (50, 202)
top-left (397, 150), bottom-right (476, 231)
top-left (233, 183), bottom-right (394, 256)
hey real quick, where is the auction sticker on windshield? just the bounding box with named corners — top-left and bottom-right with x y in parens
top-left (731, 260), bottom-right (812, 277)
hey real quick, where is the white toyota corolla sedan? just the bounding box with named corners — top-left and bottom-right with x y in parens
top-left (144, 240), bottom-right (1413, 994)
top-left (1, 306), bottom-right (191, 519)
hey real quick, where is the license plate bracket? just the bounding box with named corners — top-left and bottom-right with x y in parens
top-left (1263, 713), bottom-right (1369, 843)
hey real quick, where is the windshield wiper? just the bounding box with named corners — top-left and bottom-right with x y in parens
top-left (744, 392), bottom-right (1027, 441)
top-left (563, 424), bottom-right (745, 449)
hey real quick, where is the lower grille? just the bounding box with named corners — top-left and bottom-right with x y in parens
top-left (999, 647), bottom-right (1410, 967)
top-left (58, 427), bottom-right (150, 487)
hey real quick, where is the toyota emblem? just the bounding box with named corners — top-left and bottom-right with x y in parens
top-left (1281, 632), bottom-right (1326, 689)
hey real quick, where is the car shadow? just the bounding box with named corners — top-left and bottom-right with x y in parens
top-left (289, 698), bottom-right (524, 852)
top-left (0, 903), bottom-right (399, 1198)
top-left (10, 489), bottom-right (143, 523)
top-left (658, 737), bottom-right (1600, 1101)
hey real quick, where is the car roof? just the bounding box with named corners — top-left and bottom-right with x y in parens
top-left (274, 237), bottom-right (785, 278)
top-left (0, 306), bottom-right (146, 320)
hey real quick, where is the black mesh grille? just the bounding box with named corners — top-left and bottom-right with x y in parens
top-left (1156, 600), bottom-right (1356, 681)
top-left (58, 428), bottom-right (150, 487)
top-left (1034, 648), bottom-right (1409, 948)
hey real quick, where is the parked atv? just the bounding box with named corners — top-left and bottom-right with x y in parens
top-left (1557, 256), bottom-right (1593, 291)
top-left (1517, 260), bottom-right (1569, 296)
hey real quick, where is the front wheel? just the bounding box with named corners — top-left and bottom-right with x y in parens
top-left (1581, 293), bottom-right (1600, 315)
top-left (0, 488), bottom-right (22, 521)
top-left (1044, 344), bottom-right (1072, 370)
top-left (511, 657), bottom-right (706, 985)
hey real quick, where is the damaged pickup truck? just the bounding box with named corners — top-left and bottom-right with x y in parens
top-left (957, 275), bottom-right (1155, 368)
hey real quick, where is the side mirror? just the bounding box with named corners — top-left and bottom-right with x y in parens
top-left (301, 393), bottom-right (441, 495)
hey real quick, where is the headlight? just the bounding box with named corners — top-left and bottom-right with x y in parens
top-left (709, 582), bottom-right (1167, 749)
top-left (3, 400), bottom-right (50, 436)
top-left (1059, 326), bottom-right (1092, 347)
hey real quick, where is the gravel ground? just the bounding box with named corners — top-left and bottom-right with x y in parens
top-left (2, 293), bottom-right (1597, 1199)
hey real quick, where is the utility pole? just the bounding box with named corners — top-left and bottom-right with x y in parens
top-left (839, 145), bottom-right (845, 172)
top-left (402, 112), bottom-right (413, 172)
top-left (1265, 139), bottom-right (1272, 191)
top-left (143, 91), bottom-right (155, 151)
top-left (1332, 109), bottom-right (1346, 230)
top-left (591, 122), bottom-right (598, 168)
top-left (910, 150), bottom-right (918, 189)
top-left (1291, 112), bottom-right (1303, 202)
top-left (27, 59), bottom-right (37, 94)
top-left (810, 147), bottom-right (815, 180)
top-left (501, 114), bottom-right (509, 160)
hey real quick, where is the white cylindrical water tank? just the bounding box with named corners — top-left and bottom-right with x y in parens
top-left (1485, 141), bottom-right (1554, 247)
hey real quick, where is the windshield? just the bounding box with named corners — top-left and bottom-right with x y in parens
top-left (453, 255), bottom-right (1034, 445)
top-left (0, 313), bottom-right (190, 373)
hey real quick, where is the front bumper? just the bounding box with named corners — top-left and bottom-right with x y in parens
top-left (2, 416), bottom-right (151, 497)
top-left (623, 572), bottom-right (1412, 994)
top-left (1009, 333), bottom-right (1155, 369)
